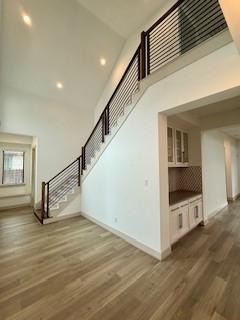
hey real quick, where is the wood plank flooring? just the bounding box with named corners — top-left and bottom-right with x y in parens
top-left (1, 201), bottom-right (240, 320)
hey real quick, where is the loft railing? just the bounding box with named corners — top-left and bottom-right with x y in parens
top-left (40, 0), bottom-right (227, 220)
top-left (143, 0), bottom-right (227, 75)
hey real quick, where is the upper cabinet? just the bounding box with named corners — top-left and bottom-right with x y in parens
top-left (175, 129), bottom-right (183, 166)
top-left (182, 131), bottom-right (189, 164)
top-left (168, 126), bottom-right (189, 167)
top-left (167, 126), bottom-right (175, 165)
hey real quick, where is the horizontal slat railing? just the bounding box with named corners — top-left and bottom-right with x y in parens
top-left (42, 157), bottom-right (81, 218)
top-left (82, 45), bottom-right (141, 171)
top-left (108, 46), bottom-right (141, 129)
top-left (41, 0), bottom-right (227, 220)
top-left (145, 0), bottom-right (227, 75)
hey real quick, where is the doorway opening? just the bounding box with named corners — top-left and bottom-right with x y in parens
top-left (159, 91), bottom-right (240, 254)
top-left (0, 132), bottom-right (38, 211)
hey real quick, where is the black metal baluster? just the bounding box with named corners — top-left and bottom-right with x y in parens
top-left (140, 31), bottom-right (146, 80)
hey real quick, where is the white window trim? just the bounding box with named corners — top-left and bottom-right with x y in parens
top-left (0, 146), bottom-right (28, 187)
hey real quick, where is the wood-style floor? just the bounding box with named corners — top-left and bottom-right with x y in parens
top-left (1, 202), bottom-right (240, 320)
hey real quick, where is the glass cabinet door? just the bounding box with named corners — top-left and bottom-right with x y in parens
top-left (175, 129), bottom-right (182, 164)
top-left (167, 127), bottom-right (174, 164)
top-left (183, 132), bottom-right (189, 163)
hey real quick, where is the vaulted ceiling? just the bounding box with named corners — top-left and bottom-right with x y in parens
top-left (0, 0), bottom-right (124, 111)
top-left (0, 0), bottom-right (168, 113)
top-left (77, 0), bottom-right (168, 38)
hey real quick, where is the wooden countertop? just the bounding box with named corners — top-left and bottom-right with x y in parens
top-left (169, 190), bottom-right (202, 206)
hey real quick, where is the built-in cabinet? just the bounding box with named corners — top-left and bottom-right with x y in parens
top-left (170, 195), bottom-right (203, 244)
top-left (168, 126), bottom-right (189, 167)
top-left (167, 126), bottom-right (175, 165)
top-left (170, 201), bottom-right (189, 244)
top-left (189, 197), bottom-right (203, 229)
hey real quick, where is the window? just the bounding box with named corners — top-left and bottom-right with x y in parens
top-left (2, 151), bottom-right (24, 185)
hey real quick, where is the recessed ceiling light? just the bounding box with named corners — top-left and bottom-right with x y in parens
top-left (22, 13), bottom-right (32, 26)
top-left (100, 58), bottom-right (106, 66)
top-left (56, 82), bottom-right (63, 89)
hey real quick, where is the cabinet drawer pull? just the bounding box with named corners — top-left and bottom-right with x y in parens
top-left (178, 213), bottom-right (183, 229)
top-left (194, 206), bottom-right (199, 219)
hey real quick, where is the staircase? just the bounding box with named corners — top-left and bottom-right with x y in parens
top-left (34, 0), bottom-right (228, 224)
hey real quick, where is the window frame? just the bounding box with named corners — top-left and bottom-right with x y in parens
top-left (2, 150), bottom-right (25, 186)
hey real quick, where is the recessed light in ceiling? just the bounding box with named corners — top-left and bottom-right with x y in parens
top-left (56, 82), bottom-right (63, 90)
top-left (22, 13), bottom-right (32, 27)
top-left (100, 58), bottom-right (106, 66)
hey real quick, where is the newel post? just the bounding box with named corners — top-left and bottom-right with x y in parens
top-left (41, 182), bottom-right (46, 219)
top-left (78, 157), bottom-right (81, 186)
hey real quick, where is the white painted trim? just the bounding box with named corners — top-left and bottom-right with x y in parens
top-left (0, 203), bottom-right (32, 211)
top-left (81, 212), bottom-right (162, 260)
top-left (0, 183), bottom-right (26, 188)
top-left (0, 193), bottom-right (31, 198)
top-left (160, 247), bottom-right (172, 260)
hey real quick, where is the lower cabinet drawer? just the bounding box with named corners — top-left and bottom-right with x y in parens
top-left (170, 204), bottom-right (189, 244)
top-left (170, 196), bottom-right (203, 244)
top-left (189, 200), bottom-right (203, 229)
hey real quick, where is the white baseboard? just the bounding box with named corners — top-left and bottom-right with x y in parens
top-left (0, 203), bottom-right (32, 211)
top-left (203, 202), bottom-right (228, 224)
top-left (81, 212), bottom-right (162, 260)
top-left (0, 194), bottom-right (31, 211)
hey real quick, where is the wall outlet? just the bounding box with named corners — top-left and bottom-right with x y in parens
top-left (145, 179), bottom-right (149, 187)
top-left (114, 217), bottom-right (118, 223)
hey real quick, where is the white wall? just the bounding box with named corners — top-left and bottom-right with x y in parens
top-left (224, 136), bottom-right (240, 200)
top-left (231, 139), bottom-right (240, 198)
top-left (224, 137), bottom-right (232, 199)
top-left (81, 42), bottom-right (240, 258)
top-left (219, 0), bottom-right (240, 52)
top-left (0, 85), bottom-right (93, 204)
top-left (189, 127), bottom-right (202, 166)
top-left (82, 88), bottom-right (162, 258)
top-left (202, 130), bottom-right (228, 219)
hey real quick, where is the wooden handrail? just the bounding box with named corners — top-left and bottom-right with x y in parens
top-left (47, 157), bottom-right (80, 184)
top-left (83, 45), bottom-right (141, 149)
top-left (146, 0), bottom-right (185, 34)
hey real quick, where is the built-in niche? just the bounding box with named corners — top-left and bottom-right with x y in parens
top-left (168, 166), bottom-right (202, 193)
